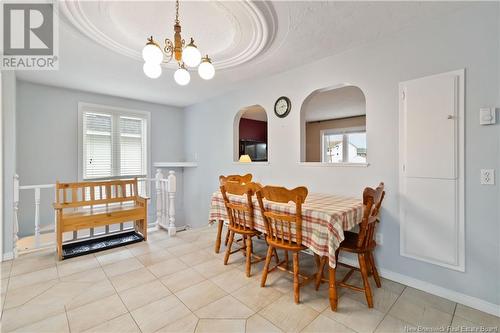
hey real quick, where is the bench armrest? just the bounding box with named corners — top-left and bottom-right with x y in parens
top-left (53, 203), bottom-right (64, 210)
top-left (136, 196), bottom-right (149, 206)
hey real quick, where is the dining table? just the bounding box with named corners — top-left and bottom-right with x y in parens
top-left (208, 190), bottom-right (365, 310)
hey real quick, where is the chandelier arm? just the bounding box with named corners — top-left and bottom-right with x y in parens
top-left (163, 38), bottom-right (174, 63)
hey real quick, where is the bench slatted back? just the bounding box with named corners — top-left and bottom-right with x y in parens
top-left (55, 178), bottom-right (139, 208)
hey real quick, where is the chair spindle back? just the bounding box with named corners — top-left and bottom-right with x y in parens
top-left (357, 182), bottom-right (385, 249)
top-left (220, 182), bottom-right (261, 232)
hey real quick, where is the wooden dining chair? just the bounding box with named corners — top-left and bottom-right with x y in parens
top-left (221, 181), bottom-right (265, 277)
top-left (316, 182), bottom-right (385, 309)
top-left (257, 185), bottom-right (319, 304)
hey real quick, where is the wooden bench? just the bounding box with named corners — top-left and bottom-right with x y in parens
top-left (53, 178), bottom-right (148, 259)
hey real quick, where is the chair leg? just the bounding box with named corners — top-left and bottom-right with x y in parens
top-left (328, 266), bottom-right (338, 311)
top-left (284, 250), bottom-right (289, 270)
top-left (315, 256), bottom-right (326, 291)
top-left (293, 252), bottom-right (300, 304)
top-left (224, 231), bottom-right (234, 265)
top-left (224, 228), bottom-right (230, 246)
top-left (369, 252), bottom-right (382, 288)
top-left (273, 248), bottom-right (280, 264)
top-left (261, 245), bottom-right (274, 287)
top-left (215, 220), bottom-right (223, 253)
top-left (245, 236), bottom-right (252, 277)
top-left (358, 253), bottom-right (374, 308)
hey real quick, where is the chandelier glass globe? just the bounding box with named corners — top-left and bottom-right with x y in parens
top-left (142, 42), bottom-right (163, 65)
top-left (143, 62), bottom-right (162, 79)
top-left (174, 66), bottom-right (191, 85)
top-left (198, 56), bottom-right (215, 80)
top-left (182, 39), bottom-right (202, 67)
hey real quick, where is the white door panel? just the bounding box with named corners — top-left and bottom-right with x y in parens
top-left (402, 178), bottom-right (457, 265)
top-left (404, 74), bottom-right (457, 179)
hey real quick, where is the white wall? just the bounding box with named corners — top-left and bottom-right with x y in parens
top-left (15, 81), bottom-right (185, 236)
top-left (1, 72), bottom-right (16, 258)
top-left (183, 3), bottom-right (500, 308)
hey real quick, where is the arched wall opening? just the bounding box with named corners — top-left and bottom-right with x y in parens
top-left (300, 85), bottom-right (367, 164)
top-left (233, 105), bottom-right (268, 162)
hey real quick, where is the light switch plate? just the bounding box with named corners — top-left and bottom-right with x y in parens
top-left (479, 108), bottom-right (496, 125)
top-left (480, 169), bottom-right (495, 185)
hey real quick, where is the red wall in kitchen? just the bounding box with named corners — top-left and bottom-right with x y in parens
top-left (239, 118), bottom-right (267, 142)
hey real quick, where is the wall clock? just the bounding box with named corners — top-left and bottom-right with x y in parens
top-left (274, 96), bottom-right (291, 118)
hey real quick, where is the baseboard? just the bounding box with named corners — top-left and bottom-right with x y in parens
top-left (338, 255), bottom-right (500, 318)
top-left (2, 251), bottom-right (14, 261)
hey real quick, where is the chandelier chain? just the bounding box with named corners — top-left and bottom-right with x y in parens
top-left (175, 0), bottom-right (180, 24)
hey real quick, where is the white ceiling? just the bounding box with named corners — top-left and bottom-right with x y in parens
top-left (16, 1), bottom-right (469, 107)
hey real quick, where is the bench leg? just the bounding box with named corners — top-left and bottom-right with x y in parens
top-left (142, 219), bottom-right (148, 241)
top-left (56, 214), bottom-right (63, 260)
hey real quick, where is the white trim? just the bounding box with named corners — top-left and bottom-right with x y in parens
top-left (338, 255), bottom-right (499, 317)
top-left (298, 162), bottom-right (369, 168)
top-left (0, 71), bottom-right (3, 261)
top-left (233, 161), bottom-right (270, 166)
top-left (154, 162), bottom-right (198, 168)
top-left (2, 252), bottom-right (13, 262)
top-left (398, 69), bottom-right (465, 272)
top-left (78, 102), bottom-right (151, 181)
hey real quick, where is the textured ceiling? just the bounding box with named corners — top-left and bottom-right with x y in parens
top-left (16, 1), bottom-right (470, 107)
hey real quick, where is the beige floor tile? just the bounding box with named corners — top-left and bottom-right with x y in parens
top-left (83, 313), bottom-right (141, 333)
top-left (136, 249), bottom-right (172, 266)
top-left (454, 304), bottom-right (500, 327)
top-left (148, 258), bottom-right (189, 278)
top-left (245, 314), bottom-right (283, 333)
top-left (322, 296), bottom-right (385, 333)
top-left (4, 279), bottom-right (58, 309)
top-left (154, 236), bottom-right (186, 249)
top-left (195, 319), bottom-right (245, 333)
top-left (147, 231), bottom-right (172, 243)
top-left (399, 287), bottom-right (456, 314)
top-left (160, 267), bottom-right (206, 293)
top-left (1, 302), bottom-right (65, 332)
top-left (451, 315), bottom-right (481, 328)
top-left (195, 295), bottom-right (254, 319)
top-left (10, 250), bottom-right (56, 277)
top-left (8, 266), bottom-right (58, 290)
top-left (374, 315), bottom-right (416, 333)
top-left (284, 283), bottom-right (330, 313)
top-left (59, 267), bottom-right (107, 283)
top-left (96, 248), bottom-right (134, 266)
top-left (193, 259), bottom-right (232, 279)
top-left (102, 257), bottom-right (144, 277)
top-left (175, 280), bottom-right (227, 311)
top-left (168, 243), bottom-right (200, 256)
top-left (257, 270), bottom-right (296, 295)
top-left (389, 296), bottom-right (453, 327)
top-left (57, 255), bottom-right (100, 277)
top-left (302, 314), bottom-right (355, 333)
top-left (119, 280), bottom-right (172, 311)
top-left (232, 282), bottom-right (283, 312)
top-left (342, 283), bottom-right (400, 313)
top-left (210, 269), bottom-right (253, 294)
top-left (65, 279), bottom-right (116, 310)
top-left (155, 313), bottom-right (199, 333)
top-left (127, 241), bottom-right (166, 257)
top-left (110, 267), bottom-right (157, 292)
top-left (67, 294), bottom-right (128, 333)
top-left (27, 281), bottom-right (90, 307)
top-left (130, 295), bottom-right (192, 333)
top-left (258, 294), bottom-right (319, 333)
top-left (12, 312), bottom-right (69, 333)
top-left (179, 250), bottom-right (216, 267)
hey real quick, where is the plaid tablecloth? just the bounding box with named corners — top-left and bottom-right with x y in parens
top-left (208, 191), bottom-right (364, 268)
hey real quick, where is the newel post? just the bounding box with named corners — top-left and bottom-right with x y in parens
top-left (12, 174), bottom-right (20, 258)
top-left (167, 170), bottom-right (176, 236)
top-left (155, 168), bottom-right (164, 228)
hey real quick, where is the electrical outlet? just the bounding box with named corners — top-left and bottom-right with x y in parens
top-left (375, 233), bottom-right (383, 245)
top-left (481, 169), bottom-right (495, 185)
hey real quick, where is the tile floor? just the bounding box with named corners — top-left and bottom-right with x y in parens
top-left (1, 226), bottom-right (499, 333)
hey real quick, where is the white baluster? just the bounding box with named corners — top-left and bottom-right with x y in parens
top-left (167, 170), bottom-right (176, 236)
top-left (13, 174), bottom-right (20, 258)
top-left (34, 187), bottom-right (41, 248)
top-left (155, 169), bottom-right (164, 228)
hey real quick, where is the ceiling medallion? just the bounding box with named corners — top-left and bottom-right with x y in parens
top-left (142, 0), bottom-right (214, 85)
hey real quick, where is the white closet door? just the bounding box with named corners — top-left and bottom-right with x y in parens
top-left (399, 70), bottom-right (464, 271)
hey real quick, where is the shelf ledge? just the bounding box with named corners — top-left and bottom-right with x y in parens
top-left (154, 162), bottom-right (198, 168)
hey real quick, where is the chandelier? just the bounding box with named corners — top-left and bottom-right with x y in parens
top-left (141, 0), bottom-right (215, 85)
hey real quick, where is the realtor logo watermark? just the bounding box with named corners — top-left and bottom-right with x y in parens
top-left (1, 1), bottom-right (58, 70)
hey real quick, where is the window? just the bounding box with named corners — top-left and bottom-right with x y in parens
top-left (322, 127), bottom-right (366, 163)
top-left (79, 103), bottom-right (149, 180)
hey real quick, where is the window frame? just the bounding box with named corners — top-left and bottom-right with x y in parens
top-left (320, 126), bottom-right (367, 164)
top-left (78, 102), bottom-right (151, 181)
